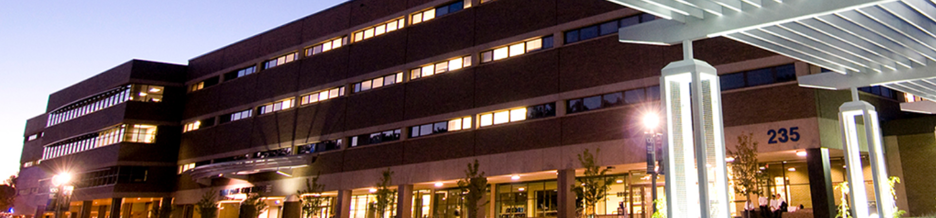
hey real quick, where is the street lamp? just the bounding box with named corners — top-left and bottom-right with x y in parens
top-left (642, 112), bottom-right (662, 215)
top-left (50, 173), bottom-right (74, 218)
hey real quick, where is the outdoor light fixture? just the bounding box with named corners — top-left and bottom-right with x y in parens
top-left (642, 112), bottom-right (660, 130)
top-left (51, 173), bottom-right (72, 186)
top-left (434, 182), bottom-right (443, 187)
top-left (796, 151), bottom-right (807, 157)
top-left (788, 168), bottom-right (796, 172)
top-left (838, 93), bottom-right (894, 218)
top-left (518, 187), bottom-right (525, 191)
top-left (369, 188), bottom-right (377, 193)
top-left (616, 179), bottom-right (624, 184)
top-left (725, 157), bottom-right (735, 162)
top-left (510, 175), bottom-right (520, 180)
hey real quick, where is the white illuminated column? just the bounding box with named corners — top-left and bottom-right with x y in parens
top-left (662, 41), bottom-right (731, 218)
top-left (838, 90), bottom-right (894, 218)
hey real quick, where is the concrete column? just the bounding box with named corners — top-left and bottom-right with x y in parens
top-left (557, 169), bottom-right (576, 218)
top-left (487, 185), bottom-right (496, 218)
top-left (109, 198), bottom-right (122, 218)
top-left (96, 205), bottom-right (108, 218)
top-left (335, 190), bottom-right (352, 218)
top-left (282, 195), bottom-right (301, 218)
top-left (396, 185), bottom-right (413, 218)
top-left (806, 148), bottom-right (836, 218)
top-left (160, 197), bottom-right (173, 218)
top-left (79, 201), bottom-right (93, 218)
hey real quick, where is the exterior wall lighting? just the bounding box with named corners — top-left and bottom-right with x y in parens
top-left (796, 151), bottom-right (807, 157)
top-left (510, 175), bottom-right (520, 180)
top-left (434, 182), bottom-right (443, 187)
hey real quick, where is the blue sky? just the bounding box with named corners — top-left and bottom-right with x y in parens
top-left (0, 0), bottom-right (346, 180)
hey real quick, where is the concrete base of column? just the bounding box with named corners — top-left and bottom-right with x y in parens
top-left (557, 169), bottom-right (576, 218)
top-left (109, 198), bottom-right (122, 218)
top-left (336, 190), bottom-right (352, 218)
top-left (282, 195), bottom-right (301, 218)
top-left (807, 148), bottom-right (836, 218)
top-left (397, 185), bottom-right (413, 218)
top-left (79, 201), bottom-right (92, 218)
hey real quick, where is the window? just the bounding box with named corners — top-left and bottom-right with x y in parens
top-left (178, 163), bottom-right (196, 174)
top-left (300, 87), bottom-right (346, 105)
top-left (351, 129), bottom-right (402, 147)
top-left (42, 124), bottom-right (130, 160)
top-left (263, 52), bottom-right (298, 69)
top-left (858, 86), bottom-right (899, 100)
top-left (353, 72), bottom-right (404, 93)
top-left (125, 124), bottom-right (157, 143)
top-left (568, 86), bottom-right (659, 114)
top-left (307, 37), bottom-right (349, 56)
top-left (564, 14), bottom-right (655, 44)
top-left (481, 36), bottom-right (553, 63)
top-left (258, 98), bottom-right (296, 115)
top-left (73, 166), bottom-right (148, 188)
top-left (720, 64), bottom-right (796, 91)
top-left (224, 66), bottom-right (258, 81)
top-left (411, 0), bottom-right (470, 25)
top-left (297, 139), bottom-right (344, 154)
top-left (219, 109), bottom-right (253, 124)
top-left (25, 132), bottom-right (41, 142)
top-left (190, 77), bottom-right (220, 92)
top-left (48, 85), bottom-right (130, 126)
top-left (409, 56), bottom-right (472, 80)
top-left (478, 103), bottom-right (555, 127)
top-left (130, 84), bottom-right (164, 102)
top-left (411, 117), bottom-right (472, 138)
top-left (183, 117), bottom-right (215, 133)
top-left (352, 17), bottom-right (406, 43)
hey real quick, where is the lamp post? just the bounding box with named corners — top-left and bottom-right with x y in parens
top-left (51, 173), bottom-right (74, 218)
top-left (642, 112), bottom-right (661, 214)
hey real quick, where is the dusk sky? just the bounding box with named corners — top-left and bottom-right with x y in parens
top-left (0, 0), bottom-right (347, 180)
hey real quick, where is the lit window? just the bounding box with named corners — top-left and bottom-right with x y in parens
top-left (125, 124), bottom-right (157, 143)
top-left (410, 117), bottom-right (472, 138)
top-left (410, 56), bottom-right (472, 80)
top-left (178, 163), bottom-right (195, 174)
top-left (352, 17), bottom-right (406, 43)
top-left (307, 37), bottom-right (348, 56)
top-left (183, 121), bottom-right (201, 133)
top-left (129, 84), bottom-right (164, 103)
top-left (353, 72), bottom-right (404, 93)
top-left (481, 36), bottom-right (553, 63)
top-left (258, 98), bottom-right (296, 115)
top-left (25, 132), bottom-right (41, 142)
top-left (350, 129), bottom-right (402, 147)
top-left (219, 109), bottom-right (253, 124)
top-left (478, 103), bottom-right (554, 127)
top-left (411, 0), bottom-right (469, 25)
top-left (263, 52), bottom-right (299, 69)
top-left (300, 87), bottom-right (345, 105)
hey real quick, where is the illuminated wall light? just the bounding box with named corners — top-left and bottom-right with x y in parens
top-left (788, 167), bottom-right (796, 172)
top-left (725, 157), bottom-right (735, 162)
top-left (510, 175), bottom-right (520, 180)
top-left (616, 179), bottom-right (624, 184)
top-left (759, 167), bottom-right (766, 170)
top-left (796, 151), bottom-right (807, 157)
top-left (435, 182), bottom-right (444, 187)
top-left (518, 187), bottom-right (525, 191)
top-left (369, 188), bottom-right (378, 193)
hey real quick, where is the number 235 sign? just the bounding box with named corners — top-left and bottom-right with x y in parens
top-left (767, 127), bottom-right (801, 144)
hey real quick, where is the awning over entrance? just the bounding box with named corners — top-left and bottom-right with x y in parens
top-left (607, 0), bottom-right (936, 112)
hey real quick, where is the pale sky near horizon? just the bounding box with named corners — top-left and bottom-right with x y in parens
top-left (0, 0), bottom-right (347, 180)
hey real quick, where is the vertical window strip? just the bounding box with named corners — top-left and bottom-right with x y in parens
top-left (409, 117), bottom-right (472, 138)
top-left (352, 17), bottom-right (406, 43)
top-left (353, 72), bottom-right (404, 93)
top-left (258, 98), bottom-right (296, 115)
top-left (306, 36), bottom-right (349, 56)
top-left (300, 87), bottom-right (346, 105)
top-left (41, 124), bottom-right (129, 160)
top-left (263, 52), bottom-right (299, 69)
top-left (480, 36), bottom-right (553, 63)
top-left (47, 85), bottom-right (134, 126)
top-left (409, 56), bottom-right (472, 80)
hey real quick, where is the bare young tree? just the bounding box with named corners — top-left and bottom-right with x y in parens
top-left (458, 160), bottom-right (488, 218)
top-left (298, 174), bottom-right (331, 218)
top-left (373, 169), bottom-right (396, 218)
top-left (727, 133), bottom-right (764, 204)
top-left (576, 148), bottom-right (614, 218)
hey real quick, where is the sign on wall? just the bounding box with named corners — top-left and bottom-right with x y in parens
top-left (723, 118), bottom-right (821, 153)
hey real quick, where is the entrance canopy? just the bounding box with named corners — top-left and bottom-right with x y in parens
top-left (607, 0), bottom-right (936, 113)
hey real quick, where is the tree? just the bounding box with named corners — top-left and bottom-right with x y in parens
top-left (575, 149), bottom-right (614, 218)
top-left (373, 169), bottom-right (396, 218)
top-left (727, 133), bottom-right (765, 205)
top-left (297, 174), bottom-right (330, 218)
top-left (888, 177), bottom-right (907, 218)
top-left (195, 188), bottom-right (219, 218)
top-left (457, 160), bottom-right (489, 218)
top-left (835, 182), bottom-right (851, 218)
top-left (239, 194), bottom-right (268, 218)
top-left (0, 175), bottom-right (15, 213)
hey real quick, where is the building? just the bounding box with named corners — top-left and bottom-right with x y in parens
top-left (15, 0), bottom-right (936, 217)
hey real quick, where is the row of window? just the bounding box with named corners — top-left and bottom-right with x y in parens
top-left (219, 109), bottom-right (253, 124)
top-left (564, 13), bottom-right (656, 44)
top-left (721, 64), bottom-right (796, 91)
top-left (47, 84), bottom-right (165, 127)
top-left (353, 73), bottom-right (404, 93)
top-left (25, 132), bottom-right (42, 142)
top-left (410, 117), bottom-right (472, 138)
top-left (354, 17), bottom-right (406, 43)
top-left (351, 129), bottom-right (402, 147)
top-left (264, 52), bottom-right (299, 69)
top-left (41, 124), bottom-right (157, 160)
top-left (481, 36), bottom-right (553, 63)
top-left (409, 56), bottom-right (472, 80)
top-left (307, 37), bottom-right (348, 57)
top-left (568, 86), bottom-right (660, 114)
top-left (300, 87), bottom-right (346, 105)
top-left (259, 98), bottom-right (296, 115)
top-left (411, 0), bottom-right (470, 25)
top-left (478, 103), bottom-right (555, 127)
top-left (75, 166), bottom-right (148, 188)
top-left (184, 87), bottom-right (345, 133)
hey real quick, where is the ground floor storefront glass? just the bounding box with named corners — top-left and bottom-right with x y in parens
top-left (495, 181), bottom-right (558, 218)
top-left (350, 194), bottom-right (396, 218)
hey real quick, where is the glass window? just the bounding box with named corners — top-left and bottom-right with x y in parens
top-left (599, 21), bottom-right (618, 35)
top-left (646, 86), bottom-right (661, 101)
top-left (580, 26), bottom-right (599, 40)
top-left (624, 89), bottom-right (645, 104)
top-left (775, 64), bottom-right (796, 82)
top-left (746, 68), bottom-right (774, 86)
top-left (583, 96), bottom-right (601, 110)
top-left (603, 92), bottom-right (624, 107)
top-left (620, 16), bottom-right (640, 28)
top-left (565, 30), bottom-right (580, 43)
top-left (720, 73), bottom-right (745, 91)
